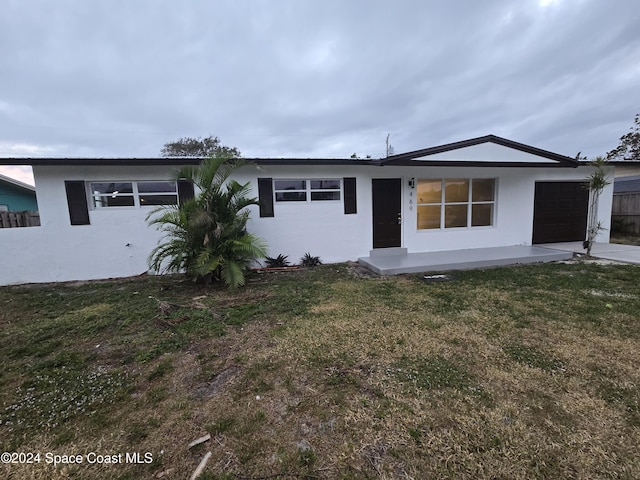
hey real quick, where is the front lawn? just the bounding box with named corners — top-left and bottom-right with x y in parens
top-left (1, 262), bottom-right (639, 479)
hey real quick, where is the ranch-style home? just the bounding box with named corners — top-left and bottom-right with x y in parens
top-left (0, 135), bottom-right (613, 285)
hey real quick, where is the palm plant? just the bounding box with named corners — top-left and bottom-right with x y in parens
top-left (147, 157), bottom-right (267, 288)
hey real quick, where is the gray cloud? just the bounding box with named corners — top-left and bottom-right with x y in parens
top-left (1, 0), bottom-right (639, 185)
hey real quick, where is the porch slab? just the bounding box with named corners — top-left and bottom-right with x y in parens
top-left (357, 245), bottom-right (574, 276)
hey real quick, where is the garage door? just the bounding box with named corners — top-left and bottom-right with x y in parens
top-left (532, 182), bottom-right (589, 244)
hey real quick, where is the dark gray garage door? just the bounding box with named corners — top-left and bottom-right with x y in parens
top-left (532, 182), bottom-right (589, 244)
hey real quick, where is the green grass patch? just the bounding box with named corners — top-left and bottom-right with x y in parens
top-left (503, 343), bottom-right (565, 373)
top-left (147, 358), bottom-right (174, 381)
top-left (591, 365), bottom-right (640, 425)
top-left (392, 355), bottom-right (472, 392)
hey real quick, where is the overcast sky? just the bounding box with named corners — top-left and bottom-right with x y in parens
top-left (1, 0), bottom-right (639, 185)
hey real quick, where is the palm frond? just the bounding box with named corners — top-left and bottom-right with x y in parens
top-left (220, 260), bottom-right (245, 289)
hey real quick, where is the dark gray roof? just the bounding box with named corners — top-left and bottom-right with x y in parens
top-left (0, 157), bottom-right (375, 166)
top-left (0, 135), bottom-right (580, 168)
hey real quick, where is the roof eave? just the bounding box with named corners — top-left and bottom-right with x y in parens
top-left (607, 160), bottom-right (640, 165)
top-left (381, 160), bottom-right (578, 168)
top-left (0, 157), bottom-right (378, 167)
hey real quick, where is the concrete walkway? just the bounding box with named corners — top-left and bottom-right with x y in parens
top-left (358, 245), bottom-right (573, 276)
top-left (542, 242), bottom-right (640, 265)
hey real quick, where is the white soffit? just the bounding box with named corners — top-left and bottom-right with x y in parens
top-left (413, 142), bottom-right (558, 163)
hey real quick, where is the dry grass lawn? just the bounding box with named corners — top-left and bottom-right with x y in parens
top-left (1, 261), bottom-right (639, 479)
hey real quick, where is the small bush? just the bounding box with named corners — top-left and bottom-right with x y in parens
top-left (300, 252), bottom-right (322, 267)
top-left (265, 254), bottom-right (290, 268)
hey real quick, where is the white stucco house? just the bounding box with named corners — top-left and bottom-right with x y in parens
top-left (0, 135), bottom-right (613, 285)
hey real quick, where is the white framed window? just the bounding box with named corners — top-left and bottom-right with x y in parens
top-left (310, 179), bottom-right (341, 200)
top-left (274, 178), bottom-right (341, 202)
top-left (0, 204), bottom-right (8, 212)
top-left (90, 181), bottom-right (178, 208)
top-left (417, 178), bottom-right (496, 230)
top-left (274, 179), bottom-right (307, 202)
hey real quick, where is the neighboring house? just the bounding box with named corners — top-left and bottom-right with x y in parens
top-left (0, 135), bottom-right (613, 286)
top-left (0, 173), bottom-right (38, 212)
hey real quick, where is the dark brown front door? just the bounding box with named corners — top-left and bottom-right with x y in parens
top-left (372, 178), bottom-right (402, 248)
top-left (532, 181), bottom-right (589, 244)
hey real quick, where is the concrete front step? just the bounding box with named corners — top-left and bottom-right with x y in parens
top-left (368, 247), bottom-right (408, 257)
top-left (358, 245), bottom-right (573, 276)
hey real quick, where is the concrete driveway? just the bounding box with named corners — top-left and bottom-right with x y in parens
top-left (542, 242), bottom-right (640, 265)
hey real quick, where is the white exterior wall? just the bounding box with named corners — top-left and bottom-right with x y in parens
top-left (241, 163), bottom-right (611, 260)
top-left (234, 164), bottom-right (373, 264)
top-left (413, 142), bottom-right (559, 163)
top-left (1, 165), bottom-right (179, 285)
top-left (397, 165), bottom-right (613, 253)
top-left (0, 163), bottom-right (612, 286)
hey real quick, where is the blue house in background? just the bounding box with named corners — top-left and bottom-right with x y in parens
top-left (0, 173), bottom-right (38, 211)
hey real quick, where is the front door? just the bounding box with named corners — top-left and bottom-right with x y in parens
top-left (372, 178), bottom-right (402, 248)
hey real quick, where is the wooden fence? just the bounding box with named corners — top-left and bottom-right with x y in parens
top-left (0, 211), bottom-right (41, 228)
top-left (612, 193), bottom-right (640, 235)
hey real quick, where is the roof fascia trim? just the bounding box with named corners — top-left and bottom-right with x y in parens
top-left (381, 134), bottom-right (579, 167)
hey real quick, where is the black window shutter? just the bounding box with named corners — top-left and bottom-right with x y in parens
top-left (65, 181), bottom-right (90, 225)
top-left (343, 177), bottom-right (357, 214)
top-left (177, 179), bottom-right (195, 204)
top-left (257, 178), bottom-right (274, 218)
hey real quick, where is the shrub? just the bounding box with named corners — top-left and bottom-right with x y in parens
top-left (264, 254), bottom-right (290, 268)
top-left (147, 157), bottom-right (267, 289)
top-left (300, 252), bottom-right (322, 267)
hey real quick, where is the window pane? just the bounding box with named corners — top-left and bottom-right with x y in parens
top-left (472, 204), bottom-right (493, 226)
top-left (91, 181), bottom-right (134, 208)
top-left (417, 180), bottom-right (441, 204)
top-left (445, 179), bottom-right (469, 203)
top-left (138, 181), bottom-right (177, 193)
top-left (139, 194), bottom-right (178, 206)
top-left (445, 204), bottom-right (467, 228)
top-left (417, 205), bottom-right (441, 229)
top-left (274, 180), bottom-right (306, 191)
top-left (472, 179), bottom-right (495, 202)
top-left (90, 182), bottom-right (133, 194)
top-left (275, 191), bottom-right (307, 202)
top-left (93, 195), bottom-right (135, 208)
top-left (311, 191), bottom-right (340, 201)
top-left (310, 179), bottom-right (340, 190)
